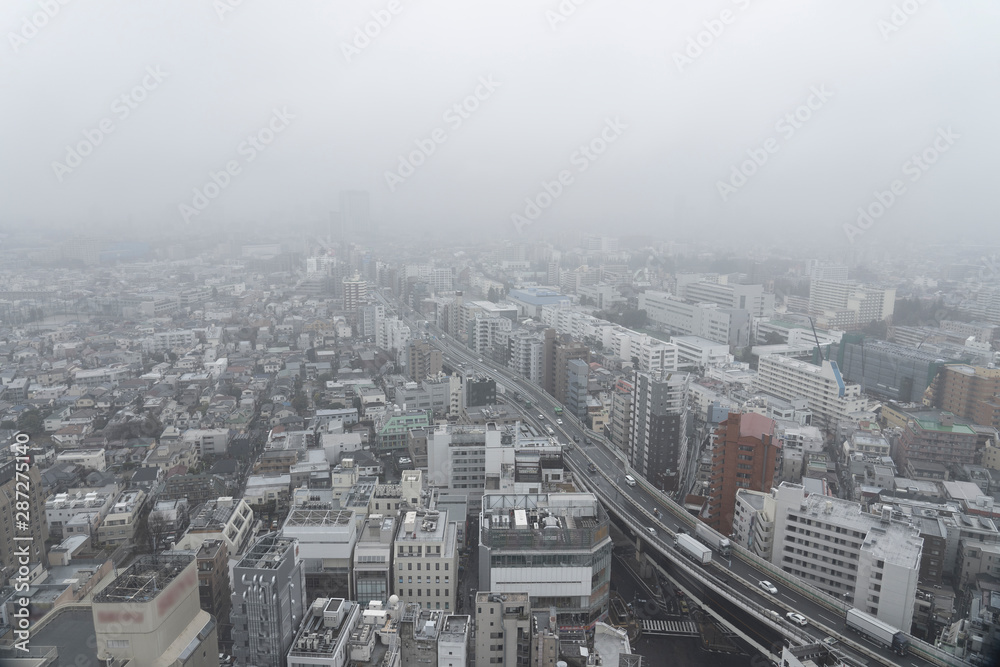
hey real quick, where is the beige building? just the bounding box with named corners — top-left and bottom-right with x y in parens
top-left (474, 591), bottom-right (532, 667)
top-left (0, 461), bottom-right (48, 574)
top-left (174, 496), bottom-right (254, 556)
top-left (394, 508), bottom-right (459, 612)
top-left (92, 553), bottom-right (218, 666)
top-left (97, 489), bottom-right (146, 546)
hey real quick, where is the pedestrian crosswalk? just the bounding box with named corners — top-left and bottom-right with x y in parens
top-left (640, 619), bottom-right (699, 636)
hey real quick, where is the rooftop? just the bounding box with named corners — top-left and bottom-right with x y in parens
top-left (235, 534), bottom-right (296, 570)
top-left (94, 553), bottom-right (193, 604)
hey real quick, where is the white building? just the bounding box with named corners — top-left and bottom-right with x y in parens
top-left (150, 329), bottom-right (197, 353)
top-left (637, 291), bottom-right (750, 347)
top-left (285, 597), bottom-right (363, 667)
top-left (754, 355), bottom-right (866, 435)
top-left (55, 448), bottom-right (106, 472)
top-left (771, 482), bottom-right (922, 631)
top-left (182, 428), bottom-right (230, 457)
top-left (174, 496), bottom-right (255, 556)
top-left (671, 335), bottom-right (733, 367)
top-left (732, 488), bottom-right (776, 561)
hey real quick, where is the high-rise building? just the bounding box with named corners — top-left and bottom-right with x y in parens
top-left (0, 460), bottom-right (46, 573)
top-left (343, 273), bottom-right (368, 312)
top-left (406, 340), bottom-right (443, 382)
top-left (231, 535), bottom-right (307, 667)
top-left (608, 378), bottom-right (634, 456)
top-left (92, 553), bottom-right (218, 666)
top-left (478, 493), bottom-right (611, 625)
top-left (474, 591), bottom-right (532, 667)
top-left (465, 376), bottom-right (497, 409)
top-left (707, 412), bottom-right (779, 535)
top-left (393, 509), bottom-right (459, 612)
top-left (754, 355), bottom-right (867, 435)
top-left (195, 539), bottom-right (232, 654)
top-left (629, 370), bottom-right (689, 493)
top-left (547, 335), bottom-right (589, 403)
top-left (565, 358), bottom-right (590, 421)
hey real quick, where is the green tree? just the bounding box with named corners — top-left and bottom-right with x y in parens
top-left (291, 392), bottom-right (309, 415)
top-left (16, 410), bottom-right (44, 436)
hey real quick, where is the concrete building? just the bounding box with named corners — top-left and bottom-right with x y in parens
top-left (282, 506), bottom-right (357, 600)
top-left (929, 364), bottom-right (1000, 432)
top-left (548, 336), bottom-right (590, 404)
top-left (231, 534), bottom-right (308, 667)
top-left (707, 412), bottom-right (779, 535)
top-left (343, 274), bottom-right (368, 312)
top-left (607, 378), bottom-right (633, 457)
top-left (732, 488), bottom-right (776, 560)
top-left (638, 290), bottom-right (751, 347)
top-left (175, 496), bottom-right (254, 556)
top-left (193, 539), bottom-right (232, 653)
top-left (393, 508), bottom-right (459, 611)
top-left (181, 428), bottom-right (230, 458)
top-left (754, 355), bottom-right (867, 435)
top-left (92, 553), bottom-right (218, 667)
top-left (629, 370), bottom-right (689, 493)
top-left (672, 335), bottom-right (733, 368)
top-left (478, 493), bottom-right (612, 625)
top-left (507, 328), bottom-right (548, 386)
top-left (897, 411), bottom-right (979, 470)
top-left (285, 597), bottom-right (361, 667)
top-left (771, 483), bottom-right (923, 631)
top-left (679, 281), bottom-right (774, 318)
top-left (406, 340), bottom-right (443, 382)
top-left (151, 329), bottom-right (197, 353)
top-left (426, 424), bottom-right (502, 504)
top-left (465, 375), bottom-right (497, 409)
top-left (565, 358), bottom-right (590, 421)
top-left (474, 591), bottom-right (532, 667)
top-left (0, 461), bottom-right (47, 574)
top-left (97, 489), bottom-right (146, 546)
top-left (397, 605), bottom-right (470, 667)
top-left (836, 336), bottom-right (956, 403)
top-left (808, 279), bottom-right (895, 329)
top-left (353, 514), bottom-right (396, 607)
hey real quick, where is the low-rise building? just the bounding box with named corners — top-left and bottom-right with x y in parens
top-left (474, 591), bottom-right (532, 667)
top-left (174, 496), bottom-right (254, 556)
top-left (394, 508), bottom-right (459, 612)
top-left (96, 489), bottom-right (146, 546)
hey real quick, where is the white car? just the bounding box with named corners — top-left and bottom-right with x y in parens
top-left (646, 527), bottom-right (657, 536)
top-left (758, 580), bottom-right (778, 595)
top-left (786, 612), bottom-right (807, 626)
top-left (624, 475), bottom-right (637, 487)
top-left (538, 414), bottom-right (545, 420)
top-left (556, 418), bottom-right (563, 425)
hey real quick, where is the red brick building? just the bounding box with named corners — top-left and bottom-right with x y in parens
top-left (707, 412), bottom-right (779, 535)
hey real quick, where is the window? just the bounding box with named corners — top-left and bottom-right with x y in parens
top-left (107, 640), bottom-right (129, 649)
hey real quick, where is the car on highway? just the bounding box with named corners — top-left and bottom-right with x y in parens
top-left (786, 612), bottom-right (807, 626)
top-left (624, 475), bottom-right (637, 487)
top-left (556, 418), bottom-right (563, 425)
top-left (538, 414), bottom-right (545, 420)
top-left (573, 436), bottom-right (580, 442)
top-left (645, 527), bottom-right (657, 536)
top-left (588, 462), bottom-right (598, 473)
top-left (758, 580), bottom-right (778, 595)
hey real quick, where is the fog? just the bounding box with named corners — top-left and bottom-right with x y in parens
top-left (2, 0), bottom-right (997, 247)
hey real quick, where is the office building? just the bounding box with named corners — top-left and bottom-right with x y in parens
top-left (92, 553), bottom-right (218, 667)
top-left (478, 493), bottom-right (612, 625)
top-left (771, 483), bottom-right (922, 631)
top-left (629, 370), bottom-right (689, 493)
top-left (754, 355), bottom-right (866, 435)
top-left (608, 378), bottom-right (634, 456)
top-left (393, 508), bottom-right (460, 611)
top-left (175, 496), bottom-right (254, 557)
top-left (707, 412), bottom-right (779, 535)
top-left (806, 260), bottom-right (849, 283)
top-left (231, 534), bottom-right (308, 667)
top-left (353, 514), bottom-right (396, 608)
top-left (547, 335), bottom-right (589, 403)
top-left (195, 539), bottom-right (232, 654)
top-left (0, 460), bottom-right (47, 575)
top-left (282, 506), bottom-right (357, 600)
top-left (565, 358), bottom-right (590, 421)
top-left (808, 279), bottom-right (895, 330)
top-left (474, 591), bottom-right (532, 667)
top-left (397, 606), bottom-right (470, 667)
top-left (465, 375), bottom-right (497, 409)
top-left (679, 281), bottom-right (774, 318)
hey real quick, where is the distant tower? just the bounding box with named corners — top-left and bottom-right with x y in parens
top-left (340, 190), bottom-right (370, 242)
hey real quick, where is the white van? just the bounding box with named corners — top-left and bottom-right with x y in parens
top-left (624, 475), bottom-right (637, 487)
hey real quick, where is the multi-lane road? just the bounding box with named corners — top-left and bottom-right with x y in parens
top-left (387, 295), bottom-right (943, 667)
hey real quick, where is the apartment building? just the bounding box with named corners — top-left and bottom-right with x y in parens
top-left (478, 493), bottom-right (612, 625)
top-left (343, 274), bottom-right (368, 311)
top-left (393, 508), bottom-right (460, 612)
top-left (638, 290), bottom-right (751, 347)
top-left (679, 281), bottom-right (774, 318)
top-left (426, 424), bottom-right (500, 503)
top-left (732, 488), bottom-right (776, 560)
top-left (97, 489), bottom-right (146, 546)
top-left (548, 336), bottom-right (590, 403)
top-left (771, 483), bottom-right (922, 631)
top-left (93, 553), bottom-right (218, 666)
top-left (896, 411), bottom-right (979, 469)
top-left (929, 364), bottom-right (1000, 432)
top-left (607, 379), bottom-right (634, 456)
top-left (754, 355), bottom-right (866, 435)
top-left (629, 370), bottom-right (689, 493)
top-left (231, 535), bottom-right (308, 667)
top-left (474, 591), bottom-right (532, 667)
top-left (150, 329), bottom-right (197, 353)
top-left (808, 280), bottom-right (895, 329)
top-left (707, 412), bottom-right (779, 535)
top-left (405, 340), bottom-right (443, 382)
top-left (182, 428), bottom-right (231, 457)
top-left (0, 461), bottom-right (47, 573)
top-left (45, 484), bottom-right (118, 539)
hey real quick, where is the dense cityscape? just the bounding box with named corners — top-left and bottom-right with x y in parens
top-left (0, 216), bottom-right (999, 667)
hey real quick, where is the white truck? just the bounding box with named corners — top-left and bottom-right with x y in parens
top-left (695, 524), bottom-right (731, 557)
top-left (845, 608), bottom-right (909, 655)
top-left (675, 533), bottom-right (712, 564)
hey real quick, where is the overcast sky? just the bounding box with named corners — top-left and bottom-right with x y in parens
top-left (2, 0), bottom-right (997, 250)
